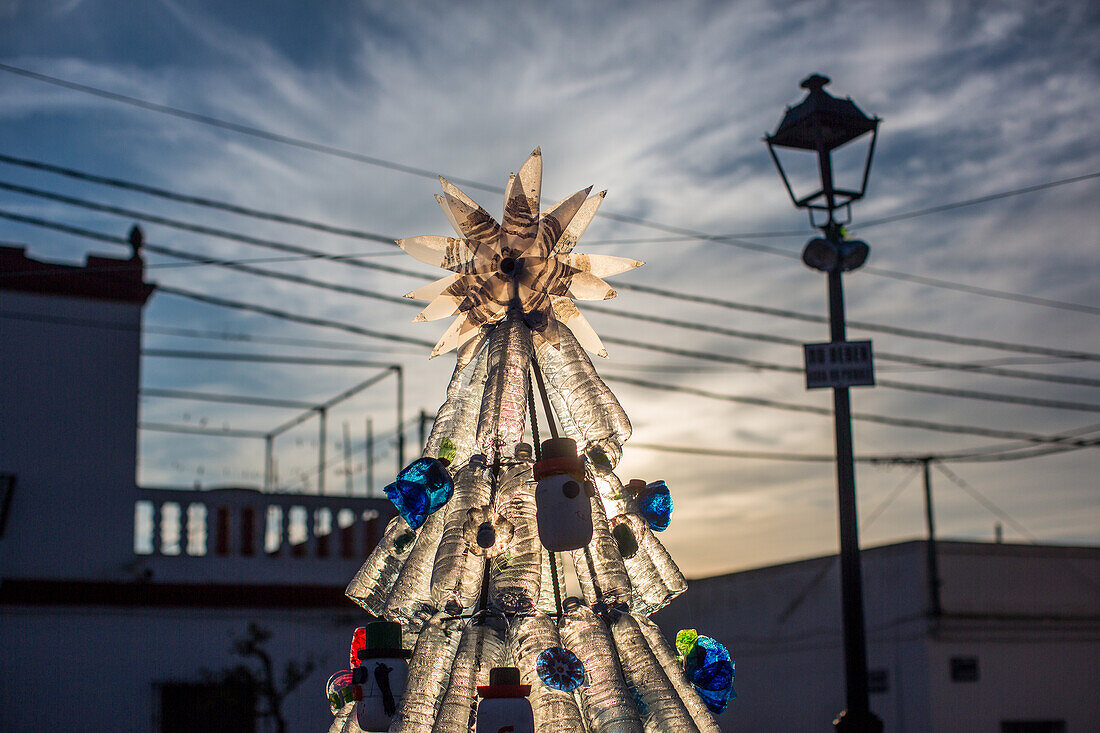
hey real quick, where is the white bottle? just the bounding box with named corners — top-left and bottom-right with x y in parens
top-left (534, 438), bottom-right (593, 552)
top-left (353, 621), bottom-right (411, 731)
top-left (476, 667), bottom-right (534, 733)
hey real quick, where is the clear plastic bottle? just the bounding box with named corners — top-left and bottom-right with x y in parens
top-left (608, 610), bottom-right (700, 733)
top-left (432, 612), bottom-right (509, 733)
top-left (558, 598), bottom-right (643, 733)
top-left (424, 353), bottom-right (476, 460)
top-left (383, 507), bottom-right (446, 631)
top-left (431, 456), bottom-right (492, 615)
top-left (536, 549), bottom-right (566, 616)
top-left (535, 328), bottom-right (631, 445)
top-left (345, 515), bottom-right (415, 615)
top-left (594, 474), bottom-right (686, 614)
top-left (506, 612), bottom-right (586, 731)
top-left (488, 466), bottom-right (542, 614)
top-left (570, 489), bottom-right (632, 606)
top-left (534, 335), bottom-right (613, 447)
top-left (389, 612), bottom-right (465, 733)
top-left (476, 317), bottom-right (533, 456)
top-left (448, 351), bottom-right (490, 467)
top-left (634, 616), bottom-right (722, 733)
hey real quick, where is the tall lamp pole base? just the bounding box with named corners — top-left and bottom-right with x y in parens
top-left (834, 708), bottom-right (885, 732)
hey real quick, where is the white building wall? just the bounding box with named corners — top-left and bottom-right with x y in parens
top-left (0, 290), bottom-right (143, 581)
top-left (656, 541), bottom-right (1100, 732)
top-left (0, 603), bottom-right (360, 732)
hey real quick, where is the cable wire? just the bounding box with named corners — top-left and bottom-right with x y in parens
top-left (601, 374), bottom-right (1100, 447)
top-left (932, 463), bottom-right (1039, 543)
top-left (4, 64), bottom-right (1095, 314)
top-left (6, 182), bottom-right (1099, 363)
top-left (7, 207), bottom-right (1099, 411)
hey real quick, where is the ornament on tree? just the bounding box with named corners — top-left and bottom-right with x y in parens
top-left (677, 628), bottom-right (736, 714)
top-left (351, 621), bottom-right (412, 731)
top-left (476, 667), bottom-right (534, 733)
top-left (384, 456), bottom-right (454, 530)
top-left (329, 150), bottom-right (732, 733)
top-left (535, 646), bottom-right (585, 692)
top-left (624, 478), bottom-right (674, 532)
top-left (325, 669), bottom-right (361, 714)
top-left (533, 437), bottom-right (593, 552)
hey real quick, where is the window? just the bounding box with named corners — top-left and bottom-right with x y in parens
top-left (868, 668), bottom-right (889, 694)
top-left (158, 681), bottom-right (255, 732)
top-left (950, 656), bottom-right (979, 682)
top-left (1001, 722), bottom-right (1066, 733)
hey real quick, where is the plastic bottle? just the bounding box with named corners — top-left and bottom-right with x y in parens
top-left (345, 515), bottom-right (416, 615)
top-left (593, 474), bottom-right (686, 614)
top-left (536, 548), bottom-right (566, 615)
top-left (476, 317), bottom-right (533, 456)
top-left (608, 610), bottom-right (700, 733)
top-left (446, 350), bottom-right (490, 468)
top-left (389, 612), bottom-right (465, 733)
top-left (431, 612), bottom-right (509, 733)
top-left (535, 328), bottom-right (631, 445)
top-left (506, 612), bottom-right (586, 731)
top-left (533, 438), bottom-right (592, 552)
top-left (383, 507), bottom-right (446, 631)
top-left (488, 466), bottom-right (542, 614)
top-left (570, 484), bottom-right (632, 606)
top-left (431, 455), bottom-right (492, 615)
top-left (634, 616), bottom-right (722, 733)
top-left (424, 352), bottom-right (477, 460)
top-left (558, 598), bottom-right (643, 733)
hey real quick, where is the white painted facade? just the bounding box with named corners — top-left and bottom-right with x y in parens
top-left (654, 540), bottom-right (1100, 732)
top-left (0, 246), bottom-right (392, 732)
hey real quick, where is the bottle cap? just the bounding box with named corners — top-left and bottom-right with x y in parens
top-left (469, 453), bottom-right (488, 467)
top-left (541, 437), bottom-right (577, 460)
top-left (513, 443), bottom-right (533, 461)
top-left (490, 667), bottom-right (521, 686)
top-left (478, 667), bottom-right (531, 699)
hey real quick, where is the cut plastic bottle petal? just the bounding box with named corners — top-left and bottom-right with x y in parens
top-left (501, 148), bottom-right (542, 252)
top-left (567, 272), bottom-right (616, 301)
top-left (405, 273), bottom-right (462, 302)
top-left (550, 297), bottom-right (607, 358)
top-left (552, 190), bottom-right (606, 255)
top-left (415, 293), bottom-right (463, 323)
top-left (562, 253), bottom-right (645, 278)
top-left (442, 184), bottom-right (502, 248)
top-left (529, 186), bottom-right (592, 258)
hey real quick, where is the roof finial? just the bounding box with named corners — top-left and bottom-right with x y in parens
top-left (800, 74), bottom-right (830, 92)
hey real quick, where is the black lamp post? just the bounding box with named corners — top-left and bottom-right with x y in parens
top-left (766, 74), bottom-right (883, 733)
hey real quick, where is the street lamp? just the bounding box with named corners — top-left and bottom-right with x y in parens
top-left (766, 74), bottom-right (884, 733)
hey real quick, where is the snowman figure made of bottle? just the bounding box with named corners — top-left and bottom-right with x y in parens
top-left (476, 666), bottom-right (534, 733)
top-left (534, 437), bottom-right (593, 552)
top-left (352, 621), bottom-right (411, 731)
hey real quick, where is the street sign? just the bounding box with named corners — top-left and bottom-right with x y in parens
top-left (804, 340), bottom-right (875, 389)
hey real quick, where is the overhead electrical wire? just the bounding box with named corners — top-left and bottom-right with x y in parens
top-left (6, 208), bottom-right (1100, 413)
top-left (0, 309), bottom-right (425, 355)
top-left (0, 151), bottom-right (405, 243)
top-left (5, 197), bottom-right (1099, 369)
top-left (10, 206), bottom-right (1097, 413)
top-left (933, 462), bottom-right (1038, 542)
top-left (1, 64), bottom-right (1096, 313)
top-left (602, 374), bottom-right (1100, 447)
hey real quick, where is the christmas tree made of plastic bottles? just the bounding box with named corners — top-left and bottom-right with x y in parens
top-left (327, 150), bottom-right (733, 733)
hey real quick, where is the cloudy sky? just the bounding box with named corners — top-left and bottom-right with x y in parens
top-left (2, 0), bottom-right (1098, 576)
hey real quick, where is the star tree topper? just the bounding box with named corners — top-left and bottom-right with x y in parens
top-left (399, 148), bottom-right (643, 363)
